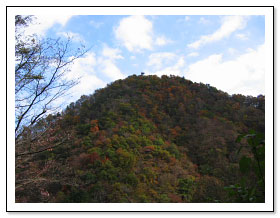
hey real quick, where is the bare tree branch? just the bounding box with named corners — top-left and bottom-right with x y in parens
top-left (15, 139), bottom-right (66, 157)
top-left (15, 16), bottom-right (89, 138)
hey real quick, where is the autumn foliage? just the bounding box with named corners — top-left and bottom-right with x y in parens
top-left (15, 75), bottom-right (265, 203)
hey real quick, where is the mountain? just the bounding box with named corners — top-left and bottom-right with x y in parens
top-left (15, 75), bottom-right (265, 203)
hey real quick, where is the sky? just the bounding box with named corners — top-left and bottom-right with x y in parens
top-left (23, 15), bottom-right (265, 105)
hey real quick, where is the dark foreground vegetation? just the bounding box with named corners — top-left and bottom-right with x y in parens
top-left (15, 75), bottom-right (265, 203)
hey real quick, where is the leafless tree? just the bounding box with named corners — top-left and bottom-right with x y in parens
top-left (15, 15), bottom-right (88, 141)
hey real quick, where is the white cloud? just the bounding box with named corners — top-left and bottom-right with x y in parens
top-left (89, 20), bottom-right (103, 28)
top-left (185, 44), bottom-right (265, 96)
top-left (147, 56), bottom-right (185, 77)
top-left (64, 52), bottom-right (106, 101)
top-left (65, 52), bottom-right (96, 80)
top-left (97, 45), bottom-right (126, 81)
top-left (102, 45), bottom-right (124, 60)
top-left (114, 15), bottom-right (171, 52)
top-left (185, 16), bottom-right (190, 22)
top-left (99, 59), bottom-right (125, 81)
top-left (228, 48), bottom-right (238, 55)
top-left (188, 52), bottom-right (199, 57)
top-left (147, 52), bottom-right (177, 70)
top-left (57, 31), bottom-right (84, 42)
top-left (24, 15), bottom-right (73, 36)
top-left (188, 16), bottom-right (248, 49)
top-left (199, 17), bottom-right (210, 25)
top-left (235, 33), bottom-right (249, 40)
top-left (114, 15), bottom-right (153, 52)
top-left (246, 48), bottom-right (255, 53)
top-left (155, 36), bottom-right (172, 46)
top-left (63, 48), bottom-right (125, 101)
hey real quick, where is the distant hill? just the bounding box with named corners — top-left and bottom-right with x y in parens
top-left (15, 75), bottom-right (265, 203)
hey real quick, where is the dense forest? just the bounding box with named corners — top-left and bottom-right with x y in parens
top-left (15, 75), bottom-right (265, 203)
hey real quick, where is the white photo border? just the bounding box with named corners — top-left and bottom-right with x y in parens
top-left (6, 5), bottom-right (274, 212)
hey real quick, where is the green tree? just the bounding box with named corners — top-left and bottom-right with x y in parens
top-left (225, 130), bottom-right (265, 202)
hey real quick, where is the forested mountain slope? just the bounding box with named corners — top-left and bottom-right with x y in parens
top-left (15, 75), bottom-right (265, 203)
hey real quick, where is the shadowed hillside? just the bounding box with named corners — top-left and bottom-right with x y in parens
top-left (15, 75), bottom-right (265, 203)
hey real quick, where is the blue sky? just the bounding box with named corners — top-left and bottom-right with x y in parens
top-left (24, 15), bottom-right (265, 104)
